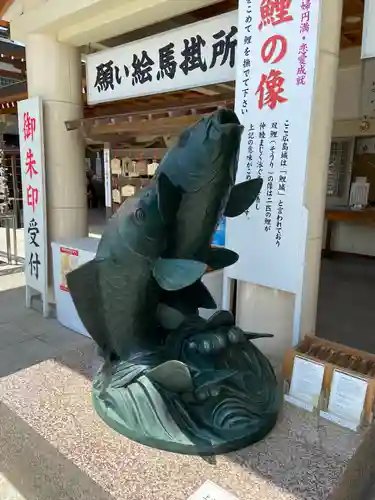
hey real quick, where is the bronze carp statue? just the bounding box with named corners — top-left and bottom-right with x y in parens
top-left (67, 108), bottom-right (281, 456)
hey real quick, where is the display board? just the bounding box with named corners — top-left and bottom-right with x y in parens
top-left (320, 370), bottom-right (368, 431)
top-left (284, 335), bottom-right (375, 429)
top-left (18, 97), bottom-right (49, 317)
top-left (86, 11), bottom-right (238, 104)
top-left (226, 0), bottom-right (321, 296)
top-left (285, 355), bottom-right (325, 412)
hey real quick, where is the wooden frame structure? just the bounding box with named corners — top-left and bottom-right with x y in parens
top-left (0, 0), bottom-right (365, 120)
top-left (66, 91), bottom-right (235, 148)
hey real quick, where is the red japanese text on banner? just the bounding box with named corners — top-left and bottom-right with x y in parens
top-left (228, 0), bottom-right (320, 294)
top-left (18, 97), bottom-right (48, 297)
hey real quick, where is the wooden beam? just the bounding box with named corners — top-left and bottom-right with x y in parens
top-left (86, 115), bottom-right (205, 137)
top-left (341, 33), bottom-right (353, 48)
top-left (82, 91), bottom-right (234, 122)
top-left (7, 59), bottom-right (26, 72)
top-left (0, 68), bottom-right (24, 80)
top-left (0, 43), bottom-right (25, 60)
top-left (111, 147), bottom-right (168, 158)
top-left (0, 101), bottom-right (17, 114)
top-left (191, 87), bottom-right (220, 96)
top-left (0, 0), bottom-right (14, 18)
top-left (0, 81), bottom-right (27, 102)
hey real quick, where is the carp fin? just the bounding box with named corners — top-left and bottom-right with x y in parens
top-left (225, 177), bottom-right (263, 218)
top-left (207, 247), bottom-right (239, 270)
top-left (244, 332), bottom-right (274, 340)
top-left (66, 259), bottom-right (111, 354)
top-left (153, 258), bottom-right (207, 291)
top-left (205, 310), bottom-right (235, 330)
top-left (157, 303), bottom-right (185, 330)
top-left (157, 172), bottom-right (182, 226)
top-left (195, 369), bottom-right (237, 392)
top-left (166, 280), bottom-right (217, 311)
top-left (147, 360), bottom-right (193, 392)
top-left (191, 280), bottom-right (217, 309)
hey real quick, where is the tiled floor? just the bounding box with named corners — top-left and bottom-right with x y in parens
top-left (317, 255), bottom-right (375, 354)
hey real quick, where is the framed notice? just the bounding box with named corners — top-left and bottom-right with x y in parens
top-left (59, 247), bottom-right (80, 292)
top-left (320, 370), bottom-right (368, 431)
top-left (285, 356), bottom-right (325, 412)
top-left (18, 97), bottom-right (49, 317)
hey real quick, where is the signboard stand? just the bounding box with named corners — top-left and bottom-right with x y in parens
top-left (18, 97), bottom-right (49, 318)
top-left (284, 355), bottom-right (325, 412)
top-left (320, 370), bottom-right (369, 431)
top-left (222, 0), bottom-right (321, 342)
top-left (103, 142), bottom-right (113, 219)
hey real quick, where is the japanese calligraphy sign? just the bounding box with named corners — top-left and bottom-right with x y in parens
top-left (18, 97), bottom-right (48, 300)
top-left (227, 0), bottom-right (321, 294)
top-left (86, 11), bottom-right (238, 104)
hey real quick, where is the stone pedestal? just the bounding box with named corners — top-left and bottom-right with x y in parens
top-left (0, 342), bottom-right (374, 500)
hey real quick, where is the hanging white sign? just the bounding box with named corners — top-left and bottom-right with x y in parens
top-left (18, 97), bottom-right (49, 316)
top-left (360, 58), bottom-right (375, 117)
top-left (362, 0), bottom-right (375, 59)
top-left (103, 145), bottom-right (112, 208)
top-left (86, 11), bottom-right (238, 105)
top-left (226, 0), bottom-right (321, 294)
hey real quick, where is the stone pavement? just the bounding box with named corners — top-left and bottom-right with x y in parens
top-left (0, 272), bottom-right (92, 377)
top-left (0, 272), bottom-right (95, 499)
top-left (0, 272), bottom-right (374, 500)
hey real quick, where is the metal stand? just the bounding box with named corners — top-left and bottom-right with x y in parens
top-left (0, 213), bottom-right (18, 265)
top-left (0, 150), bottom-right (21, 266)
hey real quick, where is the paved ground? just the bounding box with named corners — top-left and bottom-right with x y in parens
top-left (0, 272), bottom-right (374, 500)
top-left (0, 272), bottom-right (96, 499)
top-left (0, 273), bottom-right (92, 379)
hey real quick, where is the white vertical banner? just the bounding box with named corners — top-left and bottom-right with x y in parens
top-left (226, 0), bottom-right (321, 298)
top-left (18, 97), bottom-right (49, 317)
top-left (362, 0), bottom-right (375, 59)
top-left (360, 58), bottom-right (375, 117)
top-left (103, 144), bottom-right (112, 209)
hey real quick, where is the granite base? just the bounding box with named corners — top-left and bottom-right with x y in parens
top-left (0, 343), bottom-right (373, 500)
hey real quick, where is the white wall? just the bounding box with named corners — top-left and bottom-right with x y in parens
top-left (329, 48), bottom-right (375, 257)
top-left (333, 65), bottom-right (361, 121)
top-left (334, 47), bottom-right (362, 121)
